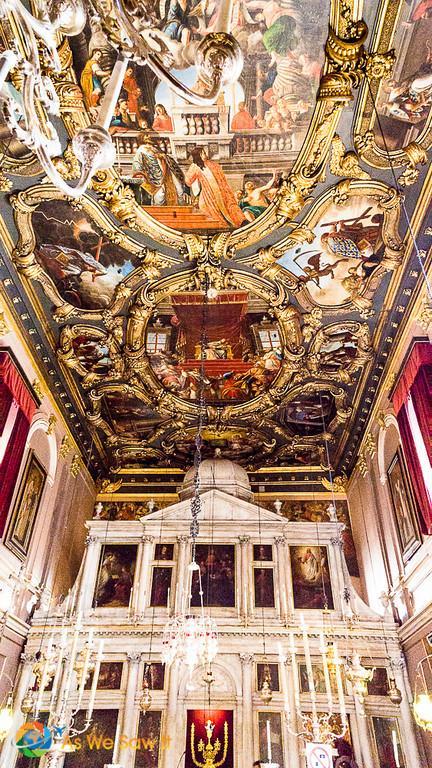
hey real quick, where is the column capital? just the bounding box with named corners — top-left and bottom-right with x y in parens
top-left (126, 651), bottom-right (142, 664)
top-left (240, 652), bottom-right (254, 665)
top-left (330, 534), bottom-right (344, 549)
top-left (274, 535), bottom-right (286, 546)
top-left (176, 534), bottom-right (190, 544)
top-left (20, 652), bottom-right (37, 664)
top-left (85, 534), bottom-right (97, 546)
top-left (238, 535), bottom-right (250, 545)
top-left (390, 654), bottom-right (406, 672)
top-left (142, 535), bottom-right (154, 544)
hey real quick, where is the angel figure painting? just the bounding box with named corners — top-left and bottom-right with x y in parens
top-left (70, 0), bottom-right (328, 232)
top-left (93, 545), bottom-right (137, 608)
top-left (278, 197), bottom-right (386, 309)
top-left (290, 545), bottom-right (334, 609)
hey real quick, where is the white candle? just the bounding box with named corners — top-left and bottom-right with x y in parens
top-left (77, 630), bottom-right (94, 708)
top-left (320, 632), bottom-right (333, 713)
top-left (87, 639), bottom-right (104, 721)
top-left (301, 615), bottom-right (317, 720)
top-left (97, 57), bottom-right (129, 131)
top-left (333, 643), bottom-right (346, 723)
top-left (63, 624), bottom-right (80, 702)
top-left (266, 719), bottom-right (272, 763)
top-left (35, 639), bottom-right (53, 715)
top-left (289, 632), bottom-right (300, 710)
top-left (392, 729), bottom-right (400, 768)
top-left (167, 587), bottom-right (170, 609)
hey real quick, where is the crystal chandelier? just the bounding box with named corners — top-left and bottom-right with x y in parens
top-left (0, 0), bottom-right (243, 197)
top-left (161, 286), bottom-right (218, 673)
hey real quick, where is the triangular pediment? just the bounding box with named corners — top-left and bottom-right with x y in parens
top-left (140, 489), bottom-right (285, 526)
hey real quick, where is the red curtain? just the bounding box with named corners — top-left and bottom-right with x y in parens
top-left (0, 351), bottom-right (38, 536)
top-left (0, 409), bottom-right (30, 534)
top-left (397, 405), bottom-right (432, 534)
top-left (0, 351), bottom-right (37, 421)
top-left (392, 341), bottom-right (432, 415)
top-left (411, 364), bottom-right (432, 465)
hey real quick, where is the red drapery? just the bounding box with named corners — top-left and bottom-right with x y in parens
top-left (411, 364), bottom-right (432, 465)
top-left (0, 352), bottom-right (37, 421)
top-left (392, 341), bottom-right (432, 415)
top-left (397, 405), bottom-right (432, 534)
top-left (0, 351), bottom-right (37, 536)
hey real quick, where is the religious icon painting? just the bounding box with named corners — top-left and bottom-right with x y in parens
top-left (257, 663), bottom-right (280, 693)
top-left (154, 543), bottom-right (174, 560)
top-left (150, 566), bottom-right (173, 607)
top-left (387, 449), bottom-right (422, 562)
top-left (257, 712), bottom-right (284, 768)
top-left (5, 451), bottom-right (47, 560)
top-left (367, 667), bottom-right (389, 697)
top-left (191, 545), bottom-right (235, 608)
top-left (253, 567), bottom-right (275, 608)
top-left (144, 662), bottom-right (165, 691)
top-left (185, 710), bottom-right (233, 768)
top-left (63, 710), bottom-right (119, 768)
top-left (253, 544), bottom-right (273, 561)
top-left (93, 544), bottom-right (137, 608)
top-left (372, 717), bottom-right (406, 768)
top-left (299, 663), bottom-right (345, 695)
top-left (85, 662), bottom-right (123, 690)
top-left (290, 546), bottom-right (334, 610)
top-left (135, 711), bottom-right (162, 768)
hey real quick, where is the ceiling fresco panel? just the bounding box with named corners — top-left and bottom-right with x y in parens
top-left (354, 0), bottom-right (432, 183)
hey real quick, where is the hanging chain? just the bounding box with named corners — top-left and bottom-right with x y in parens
top-left (190, 279), bottom-right (209, 561)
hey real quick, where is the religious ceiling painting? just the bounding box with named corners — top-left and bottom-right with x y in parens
top-left (290, 545), bottom-right (334, 609)
top-left (276, 184), bottom-right (403, 315)
top-left (93, 390), bottom-right (165, 444)
top-left (354, 0), bottom-right (432, 179)
top-left (69, 0), bottom-right (328, 234)
top-left (278, 500), bottom-right (359, 577)
top-left (146, 290), bottom-right (285, 403)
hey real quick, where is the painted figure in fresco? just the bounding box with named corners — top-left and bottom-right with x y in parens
top-left (95, 549), bottom-right (134, 608)
top-left (231, 101), bottom-right (256, 130)
top-left (298, 547), bottom-right (321, 583)
top-left (80, 49), bottom-right (110, 110)
top-left (122, 65), bottom-right (141, 116)
top-left (185, 147), bottom-right (246, 228)
top-left (385, 41), bottom-right (432, 123)
top-left (161, 0), bottom-right (202, 43)
top-left (152, 104), bottom-right (174, 132)
top-left (132, 133), bottom-right (186, 205)
top-left (334, 739), bottom-right (359, 768)
top-left (238, 173), bottom-right (278, 221)
top-left (245, 0), bottom-right (300, 58)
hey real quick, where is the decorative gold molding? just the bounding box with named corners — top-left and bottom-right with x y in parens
top-left (46, 414), bottom-right (57, 435)
top-left (70, 453), bottom-right (81, 478)
top-left (59, 435), bottom-right (72, 459)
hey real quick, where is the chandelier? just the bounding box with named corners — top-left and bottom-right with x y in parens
top-left (413, 655), bottom-right (432, 732)
top-left (0, 0), bottom-right (243, 198)
top-left (161, 285), bottom-right (218, 673)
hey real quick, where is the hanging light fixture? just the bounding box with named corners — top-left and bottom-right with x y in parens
top-left (0, 0), bottom-right (243, 198)
top-left (139, 671), bottom-right (152, 713)
top-left (161, 284), bottom-right (218, 673)
top-left (413, 656), bottom-right (432, 732)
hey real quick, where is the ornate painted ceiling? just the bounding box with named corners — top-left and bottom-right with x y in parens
top-left (0, 0), bottom-right (431, 492)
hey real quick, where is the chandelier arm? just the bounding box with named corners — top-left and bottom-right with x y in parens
top-left (109, 0), bottom-right (239, 106)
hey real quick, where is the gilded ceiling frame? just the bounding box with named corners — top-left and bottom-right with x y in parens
top-left (353, 0), bottom-right (431, 185)
top-left (1, 0), bottom-right (397, 257)
top-left (237, 179), bottom-right (405, 318)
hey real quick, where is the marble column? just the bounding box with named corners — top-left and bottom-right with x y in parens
top-left (131, 541), bottom-right (144, 618)
top-left (113, 652), bottom-right (142, 768)
top-left (135, 535), bottom-right (154, 617)
top-left (240, 653), bottom-right (254, 767)
top-left (274, 536), bottom-right (287, 623)
top-left (161, 660), bottom-right (180, 768)
top-left (238, 536), bottom-right (250, 621)
top-left (75, 534), bottom-right (99, 614)
top-left (353, 697), bottom-right (376, 767)
top-left (0, 653), bottom-right (36, 768)
top-left (175, 535), bottom-right (190, 613)
top-left (348, 711), bottom-right (364, 768)
top-left (390, 656), bottom-right (422, 768)
top-left (282, 657), bottom-right (300, 768)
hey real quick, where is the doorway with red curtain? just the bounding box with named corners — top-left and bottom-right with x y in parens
top-left (185, 709), bottom-right (233, 768)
